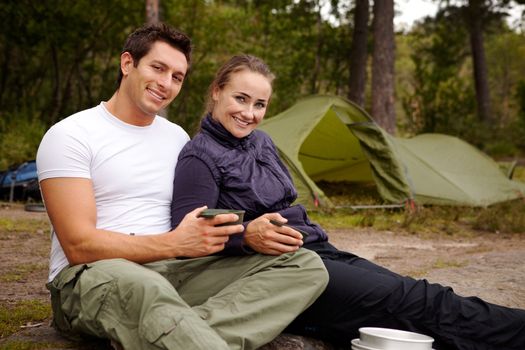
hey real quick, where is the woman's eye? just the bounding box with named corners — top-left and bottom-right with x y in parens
top-left (255, 102), bottom-right (266, 109)
top-left (235, 96), bottom-right (245, 102)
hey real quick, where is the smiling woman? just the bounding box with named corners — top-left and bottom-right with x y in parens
top-left (211, 70), bottom-right (272, 138)
top-left (171, 54), bottom-right (525, 350)
top-left (203, 54), bottom-right (275, 138)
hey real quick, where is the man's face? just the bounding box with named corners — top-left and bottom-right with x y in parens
top-left (121, 41), bottom-right (188, 121)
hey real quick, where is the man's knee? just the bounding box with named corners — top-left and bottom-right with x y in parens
top-left (284, 249), bottom-right (329, 289)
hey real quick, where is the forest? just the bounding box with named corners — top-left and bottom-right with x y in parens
top-left (1, 0), bottom-right (525, 170)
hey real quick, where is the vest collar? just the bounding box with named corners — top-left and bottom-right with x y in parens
top-left (201, 114), bottom-right (252, 148)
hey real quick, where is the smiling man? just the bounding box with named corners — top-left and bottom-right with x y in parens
top-left (36, 23), bottom-right (328, 350)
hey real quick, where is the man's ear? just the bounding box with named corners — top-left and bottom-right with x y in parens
top-left (120, 52), bottom-right (134, 77)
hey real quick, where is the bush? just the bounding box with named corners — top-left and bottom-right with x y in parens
top-left (0, 116), bottom-right (46, 170)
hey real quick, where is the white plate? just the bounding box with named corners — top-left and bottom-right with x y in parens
top-left (359, 327), bottom-right (434, 350)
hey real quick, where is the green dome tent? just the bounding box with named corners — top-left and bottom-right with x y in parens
top-left (259, 95), bottom-right (525, 209)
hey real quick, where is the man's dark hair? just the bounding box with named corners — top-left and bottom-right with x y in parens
top-left (116, 23), bottom-right (192, 87)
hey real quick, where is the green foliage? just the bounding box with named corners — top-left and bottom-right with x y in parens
top-left (398, 8), bottom-right (525, 155)
top-left (1, 0), bottom-right (524, 165)
top-left (162, 0), bottom-right (354, 134)
top-left (0, 117), bottom-right (46, 169)
top-left (0, 0), bottom-right (144, 122)
top-left (517, 80), bottom-right (525, 122)
top-left (0, 300), bottom-right (51, 338)
top-left (486, 31), bottom-right (525, 123)
top-left (401, 14), bottom-right (477, 136)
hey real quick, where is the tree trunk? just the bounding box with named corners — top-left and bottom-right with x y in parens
top-left (146, 0), bottom-right (160, 24)
top-left (467, 0), bottom-right (492, 123)
top-left (371, 0), bottom-right (396, 134)
top-left (310, 2), bottom-right (323, 94)
top-left (348, 0), bottom-right (369, 108)
top-left (48, 44), bottom-right (61, 126)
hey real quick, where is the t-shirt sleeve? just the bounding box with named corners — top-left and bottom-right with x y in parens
top-left (36, 123), bottom-right (92, 181)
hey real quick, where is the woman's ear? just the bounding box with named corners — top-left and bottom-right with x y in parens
top-left (120, 52), bottom-right (134, 77)
top-left (211, 86), bottom-right (220, 102)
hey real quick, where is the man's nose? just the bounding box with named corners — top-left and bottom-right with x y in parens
top-left (157, 73), bottom-right (172, 89)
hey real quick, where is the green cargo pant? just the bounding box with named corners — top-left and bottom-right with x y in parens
top-left (47, 249), bottom-right (328, 350)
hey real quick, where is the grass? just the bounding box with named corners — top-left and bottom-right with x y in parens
top-left (406, 258), bottom-right (468, 278)
top-left (513, 165), bottom-right (525, 182)
top-left (0, 218), bottom-right (49, 235)
top-left (0, 263), bottom-right (48, 283)
top-left (0, 300), bottom-right (51, 339)
top-left (0, 340), bottom-right (68, 350)
top-left (432, 258), bottom-right (466, 269)
top-left (311, 165), bottom-right (525, 236)
top-left (310, 198), bottom-right (525, 236)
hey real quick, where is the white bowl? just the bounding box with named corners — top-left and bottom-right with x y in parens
top-left (359, 327), bottom-right (434, 350)
top-left (351, 338), bottom-right (380, 350)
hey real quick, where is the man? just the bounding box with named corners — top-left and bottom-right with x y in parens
top-left (36, 23), bottom-right (328, 350)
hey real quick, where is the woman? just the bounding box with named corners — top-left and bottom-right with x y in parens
top-left (171, 55), bottom-right (525, 349)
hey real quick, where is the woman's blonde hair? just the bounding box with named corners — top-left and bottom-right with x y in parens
top-left (204, 54), bottom-right (275, 115)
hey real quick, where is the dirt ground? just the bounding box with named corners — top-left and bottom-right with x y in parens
top-left (1, 203), bottom-right (524, 348)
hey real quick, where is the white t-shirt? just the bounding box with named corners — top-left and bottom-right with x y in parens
top-left (37, 102), bottom-right (190, 281)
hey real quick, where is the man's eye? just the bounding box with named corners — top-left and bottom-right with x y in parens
top-left (153, 65), bottom-right (162, 71)
top-left (172, 75), bottom-right (183, 83)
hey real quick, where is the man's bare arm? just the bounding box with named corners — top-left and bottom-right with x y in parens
top-left (41, 177), bottom-right (243, 265)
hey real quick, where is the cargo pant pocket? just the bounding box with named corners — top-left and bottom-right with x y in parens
top-left (73, 264), bottom-right (116, 338)
top-left (141, 309), bottom-right (216, 349)
top-left (47, 264), bottom-right (88, 339)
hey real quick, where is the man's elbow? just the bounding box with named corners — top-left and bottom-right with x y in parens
top-left (63, 243), bottom-right (95, 266)
top-left (58, 230), bottom-right (98, 266)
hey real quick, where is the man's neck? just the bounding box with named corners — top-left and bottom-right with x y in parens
top-left (105, 91), bottom-right (155, 127)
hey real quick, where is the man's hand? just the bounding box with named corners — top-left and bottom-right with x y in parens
top-left (170, 206), bottom-right (244, 257)
top-left (40, 178), bottom-right (243, 264)
top-left (244, 213), bottom-right (303, 255)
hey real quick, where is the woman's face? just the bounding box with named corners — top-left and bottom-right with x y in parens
top-left (212, 70), bottom-right (272, 138)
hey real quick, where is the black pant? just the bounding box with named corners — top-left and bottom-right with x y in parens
top-left (286, 241), bottom-right (525, 350)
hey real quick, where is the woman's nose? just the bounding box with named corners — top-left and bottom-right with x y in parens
top-left (240, 105), bottom-right (255, 119)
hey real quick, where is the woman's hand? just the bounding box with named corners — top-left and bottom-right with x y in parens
top-left (244, 213), bottom-right (303, 255)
